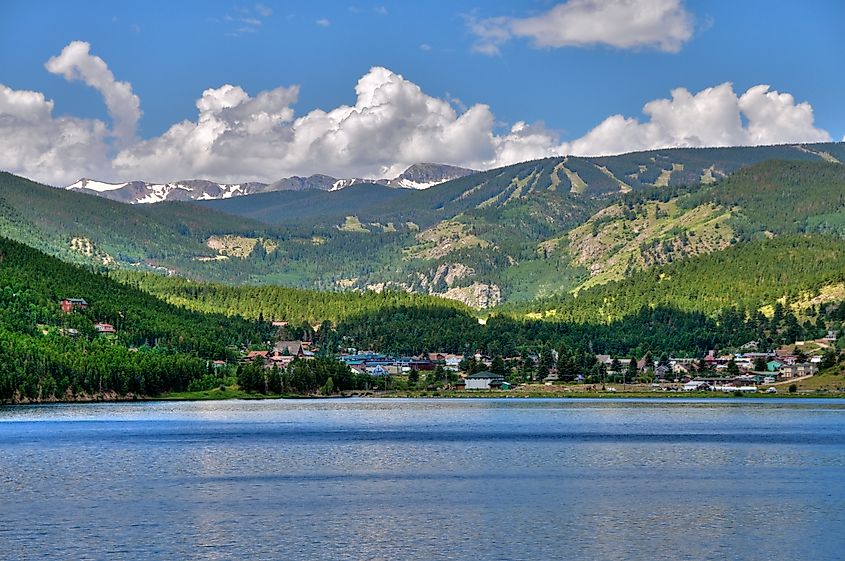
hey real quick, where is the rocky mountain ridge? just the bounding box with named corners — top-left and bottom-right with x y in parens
top-left (65, 163), bottom-right (476, 204)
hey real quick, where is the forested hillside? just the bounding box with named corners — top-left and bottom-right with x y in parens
top-left (0, 237), bottom-right (274, 401)
top-left (503, 235), bottom-right (845, 323)
top-left (113, 271), bottom-right (471, 325)
top-left (114, 236), bottom-right (845, 361)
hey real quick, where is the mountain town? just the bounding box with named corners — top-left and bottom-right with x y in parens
top-left (3, 2), bottom-right (845, 561)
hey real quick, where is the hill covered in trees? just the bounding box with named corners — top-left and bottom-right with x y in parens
top-left (502, 235), bottom-right (845, 323)
top-left (114, 235), bottom-right (845, 360)
top-left (0, 236), bottom-right (274, 402)
top-left (113, 271), bottom-right (472, 326)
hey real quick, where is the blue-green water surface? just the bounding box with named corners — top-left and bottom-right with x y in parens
top-left (1, 398), bottom-right (844, 560)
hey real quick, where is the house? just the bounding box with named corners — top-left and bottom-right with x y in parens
top-left (368, 365), bottom-right (390, 377)
top-left (244, 350), bottom-right (269, 363)
top-left (683, 380), bottom-right (712, 391)
top-left (654, 365), bottom-right (671, 379)
top-left (61, 298), bottom-right (88, 313)
top-left (464, 371), bottom-right (505, 390)
top-left (273, 341), bottom-right (305, 357)
top-left (672, 362), bottom-right (691, 375)
top-left (271, 321), bottom-right (289, 327)
top-left (543, 372), bottom-right (560, 385)
top-left (426, 353), bottom-right (463, 370)
top-left (211, 360), bottom-right (227, 368)
top-left (397, 357), bottom-right (435, 371)
top-left (595, 354), bottom-right (613, 365)
top-left (94, 323), bottom-right (116, 335)
top-left (268, 354), bottom-right (297, 368)
top-left (774, 348), bottom-right (796, 360)
top-left (348, 364), bottom-right (368, 376)
top-left (444, 355), bottom-right (463, 370)
top-left (767, 360), bottom-right (783, 372)
top-left (779, 363), bottom-right (818, 379)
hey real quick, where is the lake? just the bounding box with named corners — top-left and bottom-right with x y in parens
top-left (1, 398), bottom-right (844, 560)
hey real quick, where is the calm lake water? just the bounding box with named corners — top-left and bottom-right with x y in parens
top-left (2, 398), bottom-right (844, 560)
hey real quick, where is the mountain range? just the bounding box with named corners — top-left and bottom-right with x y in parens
top-left (65, 163), bottom-right (476, 204)
top-left (3, 141), bottom-right (845, 312)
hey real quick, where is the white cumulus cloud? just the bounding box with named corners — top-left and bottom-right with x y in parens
top-left (738, 85), bottom-right (830, 145)
top-left (470, 0), bottom-right (694, 55)
top-left (0, 41), bottom-right (835, 186)
top-left (115, 66), bottom-right (507, 182)
top-left (0, 84), bottom-right (110, 185)
top-left (45, 41), bottom-right (141, 144)
top-left (568, 82), bottom-right (831, 156)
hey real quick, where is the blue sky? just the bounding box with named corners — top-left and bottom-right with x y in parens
top-left (0, 0), bottom-right (842, 184)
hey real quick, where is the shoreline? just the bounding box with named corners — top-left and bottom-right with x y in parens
top-left (3, 388), bottom-right (845, 406)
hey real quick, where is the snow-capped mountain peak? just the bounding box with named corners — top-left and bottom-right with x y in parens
top-left (387, 163), bottom-right (475, 189)
top-left (63, 163), bottom-right (478, 204)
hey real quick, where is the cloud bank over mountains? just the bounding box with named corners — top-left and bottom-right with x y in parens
top-left (0, 41), bottom-right (832, 186)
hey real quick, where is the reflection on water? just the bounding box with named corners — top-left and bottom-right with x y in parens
top-left (1, 398), bottom-right (844, 560)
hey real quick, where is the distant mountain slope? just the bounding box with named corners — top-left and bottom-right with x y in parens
top-left (4, 142), bottom-right (845, 310)
top-left (63, 163), bottom-right (476, 204)
top-left (386, 163), bottom-right (475, 189)
top-left (202, 143), bottom-right (844, 227)
top-left (0, 171), bottom-right (265, 268)
top-left (500, 234), bottom-right (845, 324)
top-left (201, 182), bottom-right (406, 226)
top-left (67, 178), bottom-right (272, 204)
top-left (537, 159), bottom-right (845, 293)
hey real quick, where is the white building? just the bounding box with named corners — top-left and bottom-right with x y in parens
top-left (464, 371), bottom-right (505, 390)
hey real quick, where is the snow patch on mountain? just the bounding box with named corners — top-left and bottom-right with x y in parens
top-left (331, 178), bottom-right (359, 191)
top-left (67, 178), bottom-right (128, 192)
top-left (394, 178), bottom-right (438, 190)
top-left (136, 183), bottom-right (192, 204)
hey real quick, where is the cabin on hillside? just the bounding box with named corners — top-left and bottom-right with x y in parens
top-left (61, 298), bottom-right (88, 313)
top-left (94, 323), bottom-right (116, 335)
